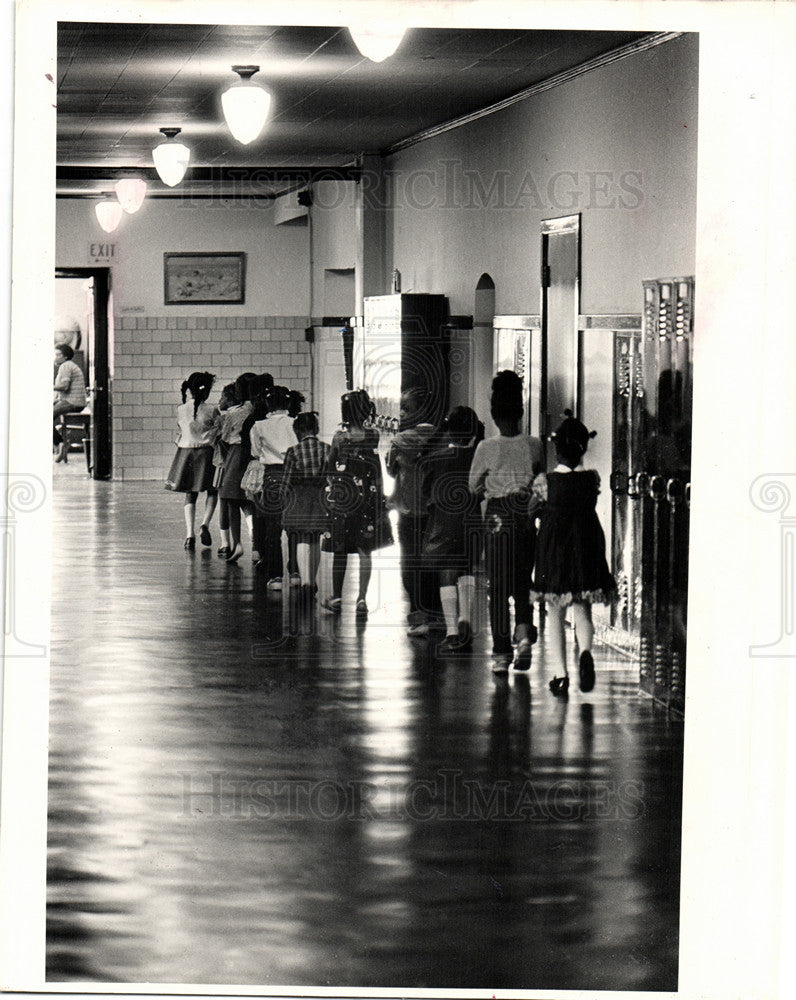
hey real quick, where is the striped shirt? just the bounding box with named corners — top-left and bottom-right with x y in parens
top-left (53, 360), bottom-right (87, 409)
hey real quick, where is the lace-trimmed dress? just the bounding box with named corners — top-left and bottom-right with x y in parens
top-left (530, 469), bottom-right (616, 607)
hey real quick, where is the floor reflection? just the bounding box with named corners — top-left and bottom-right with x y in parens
top-left (48, 480), bottom-right (683, 989)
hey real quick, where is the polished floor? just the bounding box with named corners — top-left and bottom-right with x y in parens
top-left (48, 464), bottom-right (683, 990)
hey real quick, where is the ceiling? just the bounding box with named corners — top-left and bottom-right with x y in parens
top-left (57, 21), bottom-right (653, 198)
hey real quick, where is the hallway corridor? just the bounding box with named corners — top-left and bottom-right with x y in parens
top-left (47, 475), bottom-right (683, 991)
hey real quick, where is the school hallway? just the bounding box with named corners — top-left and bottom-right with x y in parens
top-left (48, 471), bottom-right (683, 991)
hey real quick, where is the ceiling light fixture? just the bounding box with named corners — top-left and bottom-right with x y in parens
top-left (114, 177), bottom-right (147, 213)
top-left (222, 65), bottom-right (271, 145)
top-left (152, 127), bottom-right (191, 187)
top-left (348, 19), bottom-right (407, 62)
top-left (95, 194), bottom-right (123, 234)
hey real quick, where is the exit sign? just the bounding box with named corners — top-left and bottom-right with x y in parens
top-left (88, 241), bottom-right (118, 262)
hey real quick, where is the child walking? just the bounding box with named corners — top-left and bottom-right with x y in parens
top-left (468, 371), bottom-right (543, 673)
top-left (281, 411), bottom-right (331, 601)
top-left (212, 382), bottom-right (238, 556)
top-left (386, 387), bottom-right (439, 635)
top-left (240, 373), bottom-right (276, 564)
top-left (321, 389), bottom-right (393, 615)
top-left (246, 384), bottom-right (299, 588)
top-left (165, 371), bottom-right (219, 549)
top-left (531, 411), bottom-right (616, 696)
top-left (421, 406), bottom-right (484, 654)
top-left (215, 375), bottom-right (255, 563)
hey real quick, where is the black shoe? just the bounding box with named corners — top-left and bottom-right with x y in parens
top-left (217, 546), bottom-right (230, 557)
top-left (457, 620), bottom-right (473, 650)
top-left (199, 525), bottom-right (212, 546)
top-left (513, 639), bottom-right (532, 671)
top-left (184, 536), bottom-right (195, 550)
top-left (549, 676), bottom-right (570, 697)
top-left (578, 650), bottom-right (595, 692)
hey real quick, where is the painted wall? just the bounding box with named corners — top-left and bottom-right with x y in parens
top-left (56, 199), bottom-right (314, 479)
top-left (56, 198), bottom-right (309, 316)
top-left (309, 179), bottom-right (358, 317)
top-left (385, 34), bottom-right (698, 317)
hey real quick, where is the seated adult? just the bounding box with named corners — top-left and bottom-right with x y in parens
top-left (53, 344), bottom-right (87, 463)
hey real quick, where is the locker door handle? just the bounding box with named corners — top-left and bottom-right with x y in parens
top-left (630, 471), bottom-right (649, 499)
top-left (666, 478), bottom-right (685, 504)
top-left (648, 475), bottom-right (666, 501)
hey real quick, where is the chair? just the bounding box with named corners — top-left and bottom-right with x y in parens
top-left (58, 408), bottom-right (92, 471)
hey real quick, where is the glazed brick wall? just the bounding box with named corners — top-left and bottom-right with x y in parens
top-left (112, 315), bottom-right (311, 481)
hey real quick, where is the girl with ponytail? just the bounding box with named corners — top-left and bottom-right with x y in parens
top-left (165, 371), bottom-right (219, 549)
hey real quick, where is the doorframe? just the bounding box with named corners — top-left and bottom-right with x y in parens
top-left (540, 213), bottom-right (581, 436)
top-left (55, 267), bottom-right (112, 480)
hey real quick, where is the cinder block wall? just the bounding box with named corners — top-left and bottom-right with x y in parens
top-left (113, 314), bottom-right (311, 480)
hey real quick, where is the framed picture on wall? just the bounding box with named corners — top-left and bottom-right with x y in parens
top-left (164, 252), bottom-right (246, 304)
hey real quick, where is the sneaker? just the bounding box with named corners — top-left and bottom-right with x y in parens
top-left (407, 623), bottom-right (430, 637)
top-left (513, 639), bottom-right (532, 671)
top-left (266, 577), bottom-right (283, 591)
top-left (289, 573), bottom-right (301, 587)
top-left (491, 653), bottom-right (511, 674)
top-left (199, 525), bottom-right (212, 547)
top-left (578, 650), bottom-right (596, 692)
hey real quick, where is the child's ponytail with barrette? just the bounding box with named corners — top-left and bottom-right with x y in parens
top-left (552, 409), bottom-right (596, 465)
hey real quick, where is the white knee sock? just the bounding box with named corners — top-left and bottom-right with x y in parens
top-left (571, 601), bottom-right (594, 652)
top-left (457, 575), bottom-right (475, 625)
top-left (183, 503), bottom-right (196, 537)
top-left (546, 604), bottom-right (568, 676)
top-left (296, 542), bottom-right (311, 583)
top-left (220, 528), bottom-right (230, 547)
top-left (440, 586), bottom-right (458, 635)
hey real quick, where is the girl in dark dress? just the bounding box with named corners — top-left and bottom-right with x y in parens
top-left (531, 411), bottom-right (616, 695)
top-left (320, 390), bottom-right (393, 615)
top-left (421, 406), bottom-right (484, 653)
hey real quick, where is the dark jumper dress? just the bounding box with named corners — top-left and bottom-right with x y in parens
top-left (421, 444), bottom-right (481, 573)
top-left (531, 470), bottom-right (616, 607)
top-left (321, 428), bottom-right (393, 554)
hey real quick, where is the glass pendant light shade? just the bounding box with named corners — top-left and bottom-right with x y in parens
top-left (348, 21), bottom-right (407, 62)
top-left (153, 127), bottom-right (191, 187)
top-left (114, 177), bottom-right (147, 213)
top-left (95, 197), bottom-right (123, 234)
top-left (222, 66), bottom-right (271, 145)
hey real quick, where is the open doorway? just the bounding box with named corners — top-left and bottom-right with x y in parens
top-left (55, 268), bottom-right (112, 479)
top-left (472, 273), bottom-right (495, 433)
top-left (540, 214), bottom-right (580, 448)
